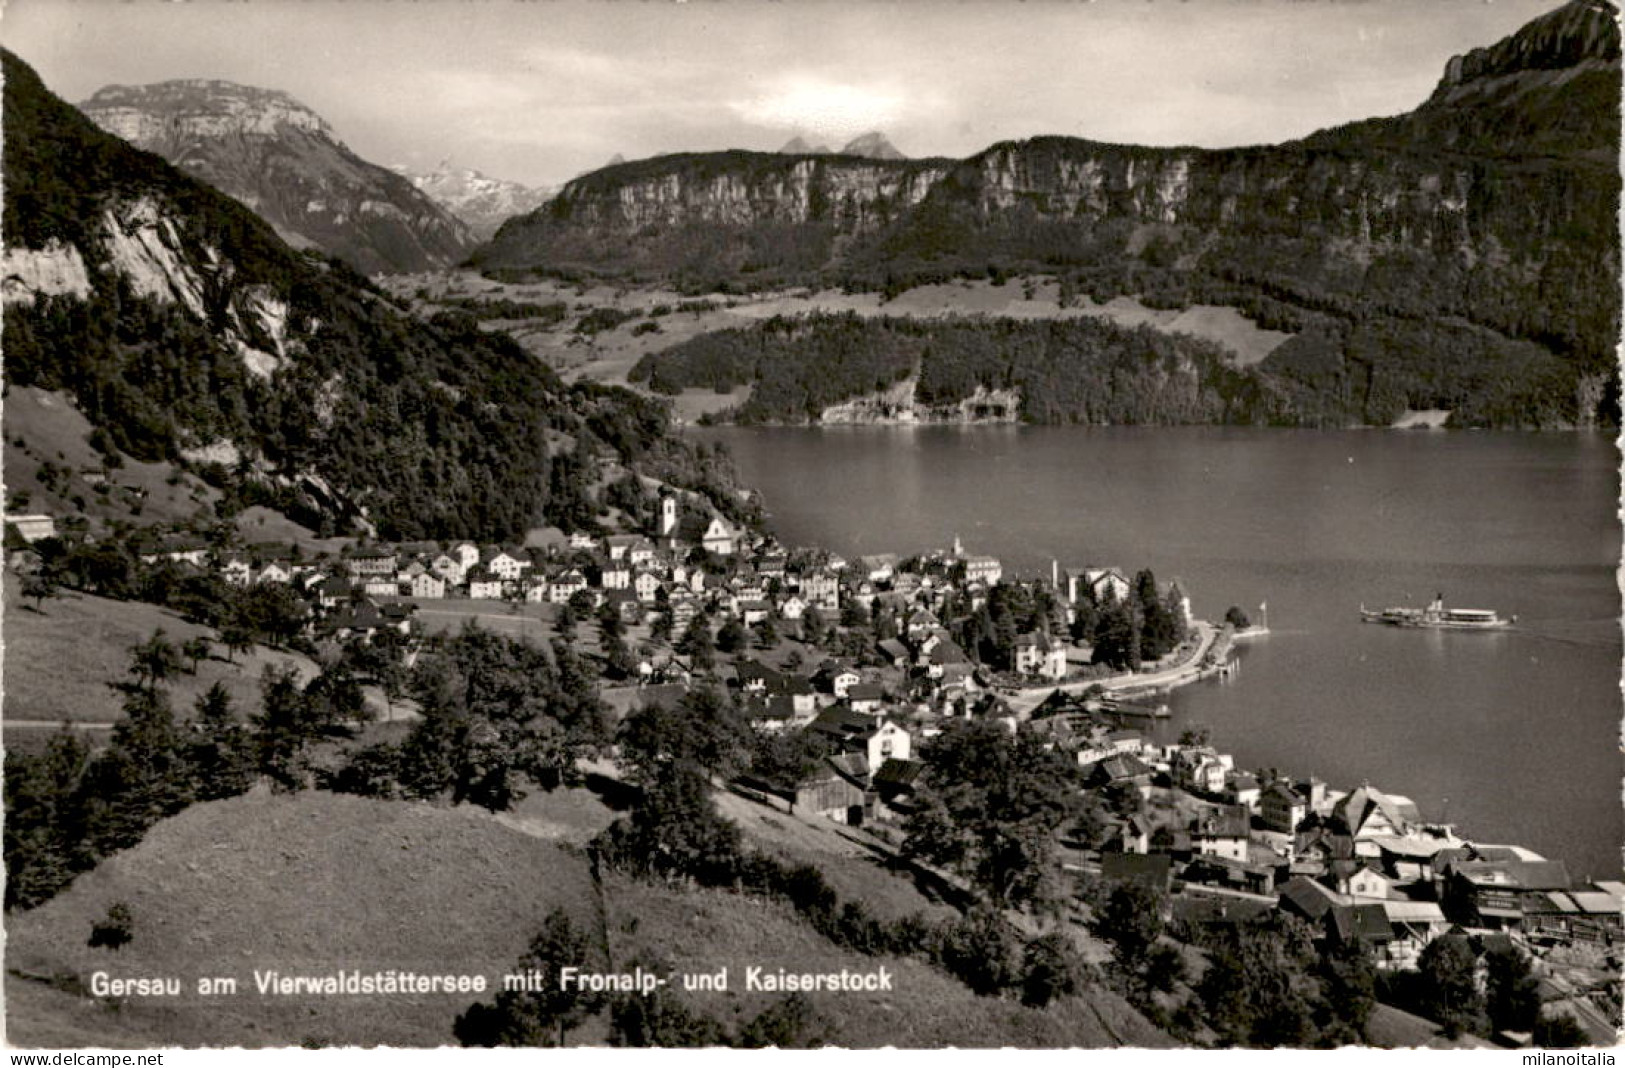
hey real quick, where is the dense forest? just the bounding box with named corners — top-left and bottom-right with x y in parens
top-left (629, 310), bottom-right (1583, 428)
top-left (2, 49), bottom-right (754, 541)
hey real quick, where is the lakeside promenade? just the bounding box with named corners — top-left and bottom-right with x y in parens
top-left (1004, 619), bottom-right (1243, 717)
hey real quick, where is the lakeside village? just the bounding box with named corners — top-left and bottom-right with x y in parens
top-left (9, 491), bottom-right (1621, 1044)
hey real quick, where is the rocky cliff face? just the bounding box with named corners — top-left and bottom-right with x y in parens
top-left (401, 164), bottom-right (554, 241)
top-left (80, 80), bottom-right (474, 274)
top-left (473, 0), bottom-right (1618, 422)
top-left (474, 150), bottom-right (953, 286)
top-left (537, 152), bottom-right (948, 230)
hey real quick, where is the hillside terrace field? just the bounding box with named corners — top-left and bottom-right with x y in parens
top-left (2, 574), bottom-right (318, 733)
top-left (381, 272), bottom-right (1294, 421)
top-left (4, 788), bottom-right (1170, 1048)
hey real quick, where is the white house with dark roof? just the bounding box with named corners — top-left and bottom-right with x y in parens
top-left (1084, 567), bottom-right (1132, 604)
top-left (410, 572), bottom-right (447, 600)
top-left (1013, 632), bottom-right (1067, 679)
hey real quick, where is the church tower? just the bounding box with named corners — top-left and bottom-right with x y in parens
top-left (659, 492), bottom-right (678, 540)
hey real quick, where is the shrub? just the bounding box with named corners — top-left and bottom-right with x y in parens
top-left (89, 902), bottom-right (134, 951)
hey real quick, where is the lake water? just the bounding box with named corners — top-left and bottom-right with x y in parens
top-left (692, 425), bottom-right (1624, 881)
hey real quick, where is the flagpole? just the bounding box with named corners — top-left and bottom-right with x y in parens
top-left (1260, 600), bottom-right (1268, 632)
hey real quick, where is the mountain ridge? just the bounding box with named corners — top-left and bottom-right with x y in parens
top-left (473, 0), bottom-right (1619, 428)
top-left (80, 79), bottom-right (475, 275)
top-left (399, 162), bottom-right (553, 241)
top-left (3, 49), bottom-right (752, 540)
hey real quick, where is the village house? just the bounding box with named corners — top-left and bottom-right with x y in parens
top-left (1119, 813), bottom-right (1154, 855)
top-left (1191, 807), bottom-right (1251, 863)
top-left (142, 536), bottom-right (210, 567)
top-left (1378, 900), bottom-right (1450, 970)
top-left (779, 594), bottom-right (807, 621)
top-left (815, 663), bottom-right (862, 699)
top-left (793, 758), bottom-right (868, 825)
top-left (962, 555), bottom-right (1002, 586)
top-left (596, 561), bottom-right (632, 590)
top-left (524, 579), bottom-right (551, 603)
top-left (871, 757), bottom-right (926, 819)
top-left (808, 707), bottom-right (912, 772)
top-left (431, 553), bottom-right (465, 585)
top-left (485, 548), bottom-right (530, 582)
top-left (1084, 567), bottom-right (1132, 605)
top-left (549, 569), bottom-right (587, 604)
top-left (453, 542), bottom-right (480, 572)
top-left (1013, 632), bottom-right (1068, 679)
top-left (1261, 780), bottom-right (1309, 834)
top-left (409, 571), bottom-right (447, 600)
top-left (798, 571), bottom-right (840, 611)
top-left (603, 534), bottom-right (639, 561)
top-left (220, 554), bottom-right (253, 586)
top-left (258, 560), bottom-right (293, 584)
top-left (846, 683), bottom-right (886, 715)
top-left (859, 554), bottom-right (898, 583)
top-left (1331, 785), bottom-right (1420, 850)
top-left (7, 514), bottom-right (56, 543)
top-left (347, 549), bottom-right (398, 578)
top-left (313, 575), bottom-right (353, 611)
top-left (1228, 772), bottom-right (1263, 813)
top-left (363, 576), bottom-right (401, 599)
top-left (468, 571), bottom-right (506, 600)
top-left (702, 516), bottom-right (738, 556)
top-left (1082, 753), bottom-right (1155, 798)
top-left (1173, 746), bottom-right (1230, 795)
top-left (876, 638), bottom-right (911, 669)
top-left (633, 569), bottom-right (663, 602)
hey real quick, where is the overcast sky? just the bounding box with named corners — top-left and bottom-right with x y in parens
top-left (5, 0), bottom-right (1562, 188)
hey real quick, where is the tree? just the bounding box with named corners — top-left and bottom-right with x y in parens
top-left (736, 994), bottom-right (828, 1048)
top-left (254, 664), bottom-right (320, 791)
top-left (181, 636), bottom-right (211, 673)
top-left (80, 686), bottom-right (194, 856)
top-left (1021, 932), bottom-right (1084, 1007)
top-left (21, 570), bottom-right (58, 612)
top-left (1315, 938), bottom-right (1377, 1045)
top-left (1533, 1012), bottom-right (1590, 1049)
top-left (1199, 918), bottom-right (1322, 1047)
top-left (677, 616), bottom-right (715, 674)
top-left (716, 617), bottom-right (747, 654)
top-left (607, 962), bottom-right (730, 1047)
top-left (754, 614), bottom-right (779, 649)
top-left (618, 687), bottom-right (744, 784)
top-left (1484, 943), bottom-right (1542, 1034)
top-left (128, 629), bottom-right (182, 694)
top-left (903, 720), bottom-right (1081, 910)
top-left (937, 905), bottom-right (1024, 996)
top-left (1097, 880), bottom-right (1167, 969)
top-left (1092, 599), bottom-right (1140, 671)
top-left (454, 908), bottom-right (606, 1046)
top-left (218, 621), bottom-right (254, 664)
top-left (748, 728), bottom-right (828, 793)
top-left (88, 902), bottom-right (135, 951)
top-left (801, 606), bottom-right (826, 647)
top-left (187, 683), bottom-right (255, 801)
top-left (1224, 606), bottom-right (1251, 629)
top-left (392, 626), bottom-right (605, 811)
top-left (1416, 936), bottom-right (1485, 1039)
